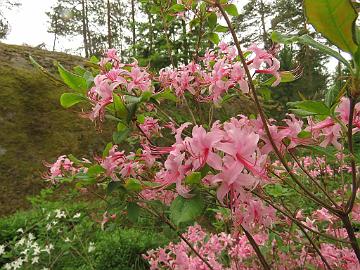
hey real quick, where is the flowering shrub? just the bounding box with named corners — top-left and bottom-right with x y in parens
top-left (38, 0), bottom-right (360, 269)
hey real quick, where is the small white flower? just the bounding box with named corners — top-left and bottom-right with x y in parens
top-left (73, 213), bottom-right (81, 219)
top-left (4, 263), bottom-right (11, 270)
top-left (16, 228), bottom-right (24, 234)
top-left (32, 256), bottom-right (39, 264)
top-left (28, 233), bottom-right (35, 241)
top-left (0, 244), bottom-right (5, 255)
top-left (88, 242), bottom-right (95, 253)
top-left (33, 245), bottom-right (41, 256)
top-left (64, 237), bottom-right (71, 243)
top-left (55, 209), bottom-right (66, 219)
top-left (46, 223), bottom-right (52, 231)
top-left (16, 237), bottom-right (26, 246)
top-left (43, 244), bottom-right (54, 254)
top-left (42, 268), bottom-right (50, 270)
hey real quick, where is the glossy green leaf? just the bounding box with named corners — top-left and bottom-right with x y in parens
top-left (207, 32), bottom-right (220, 45)
top-left (304, 0), bottom-right (358, 54)
top-left (262, 71), bottom-right (298, 86)
top-left (87, 165), bottom-right (105, 177)
top-left (125, 178), bottom-right (142, 192)
top-left (223, 4), bottom-right (239, 16)
top-left (102, 142), bottom-right (113, 158)
top-left (287, 100), bottom-right (330, 116)
top-left (207, 12), bottom-right (217, 29)
top-left (60, 93), bottom-right (86, 108)
top-left (185, 172), bottom-right (202, 185)
top-left (153, 89), bottom-right (177, 102)
top-left (170, 4), bottom-right (186, 12)
top-left (57, 63), bottom-right (88, 93)
top-left (140, 91), bottom-right (153, 102)
top-left (170, 194), bottom-right (205, 226)
top-left (113, 94), bottom-right (128, 119)
top-left (271, 31), bottom-right (351, 70)
top-left (113, 128), bottom-right (130, 144)
top-left (214, 25), bottom-right (228, 33)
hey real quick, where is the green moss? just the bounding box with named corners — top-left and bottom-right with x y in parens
top-left (0, 43), bottom-right (112, 216)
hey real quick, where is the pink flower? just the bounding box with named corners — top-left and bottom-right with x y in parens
top-left (139, 117), bottom-right (161, 138)
top-left (184, 125), bottom-right (223, 170)
top-left (127, 66), bottom-right (152, 92)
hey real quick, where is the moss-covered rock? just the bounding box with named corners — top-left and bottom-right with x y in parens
top-left (0, 43), bottom-right (111, 216)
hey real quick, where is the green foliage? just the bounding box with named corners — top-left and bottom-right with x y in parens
top-left (271, 31), bottom-right (351, 70)
top-left (60, 93), bottom-right (86, 108)
top-left (0, 201), bottom-right (172, 270)
top-left (57, 63), bottom-right (88, 93)
top-left (304, 0), bottom-right (358, 55)
top-left (287, 100), bottom-right (330, 117)
top-left (170, 194), bottom-right (205, 227)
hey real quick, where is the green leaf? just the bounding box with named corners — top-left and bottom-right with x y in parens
top-left (185, 172), bottom-right (202, 185)
top-left (87, 165), bottom-right (105, 177)
top-left (324, 84), bottom-right (340, 108)
top-left (125, 178), bottom-right (142, 192)
top-left (140, 91), bottom-right (153, 102)
top-left (170, 194), bottom-right (205, 226)
top-left (223, 4), bottom-right (239, 16)
top-left (107, 181), bottom-right (125, 194)
top-left (102, 142), bottom-right (113, 158)
top-left (207, 32), bottom-right (220, 45)
top-left (113, 94), bottom-right (128, 119)
top-left (60, 93), bottom-right (86, 108)
top-left (170, 3), bottom-right (186, 12)
top-left (287, 100), bottom-right (330, 116)
top-left (207, 12), bottom-right (217, 29)
top-left (262, 71), bottom-right (297, 86)
top-left (271, 32), bottom-right (351, 70)
top-left (214, 25), bottom-right (228, 33)
top-left (113, 128), bottom-right (130, 144)
top-left (127, 202), bottom-right (141, 223)
top-left (304, 0), bottom-right (358, 55)
top-left (153, 89), bottom-right (177, 102)
top-left (57, 63), bottom-right (88, 93)
top-left (297, 130), bottom-right (311, 139)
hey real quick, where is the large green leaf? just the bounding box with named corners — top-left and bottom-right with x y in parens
top-left (170, 194), bottom-right (205, 227)
top-left (271, 32), bottom-right (351, 70)
top-left (60, 93), bottom-right (86, 108)
top-left (57, 63), bottom-right (88, 93)
top-left (287, 100), bottom-right (330, 116)
top-left (304, 0), bottom-right (358, 54)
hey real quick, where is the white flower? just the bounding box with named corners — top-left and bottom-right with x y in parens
top-left (12, 258), bottom-right (24, 269)
top-left (46, 223), bottom-right (52, 231)
top-left (55, 209), bottom-right (66, 219)
top-left (88, 242), bottom-right (95, 253)
top-left (73, 213), bottom-right (81, 219)
top-left (28, 233), bottom-right (35, 241)
top-left (16, 237), bottom-right (26, 246)
top-left (16, 228), bottom-right (24, 234)
top-left (43, 244), bottom-right (54, 254)
top-left (4, 263), bottom-right (11, 270)
top-left (32, 256), bottom-right (39, 264)
top-left (33, 245), bottom-right (41, 256)
top-left (0, 245), bottom-right (5, 255)
top-left (42, 268), bottom-right (50, 270)
top-left (64, 237), bottom-right (71, 243)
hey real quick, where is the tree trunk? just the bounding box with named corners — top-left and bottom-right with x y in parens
top-left (181, 19), bottom-right (189, 64)
top-left (81, 0), bottom-right (89, 57)
top-left (131, 0), bottom-right (136, 56)
top-left (107, 0), bottom-right (112, 48)
top-left (85, 0), bottom-right (92, 55)
top-left (259, 0), bottom-right (268, 49)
